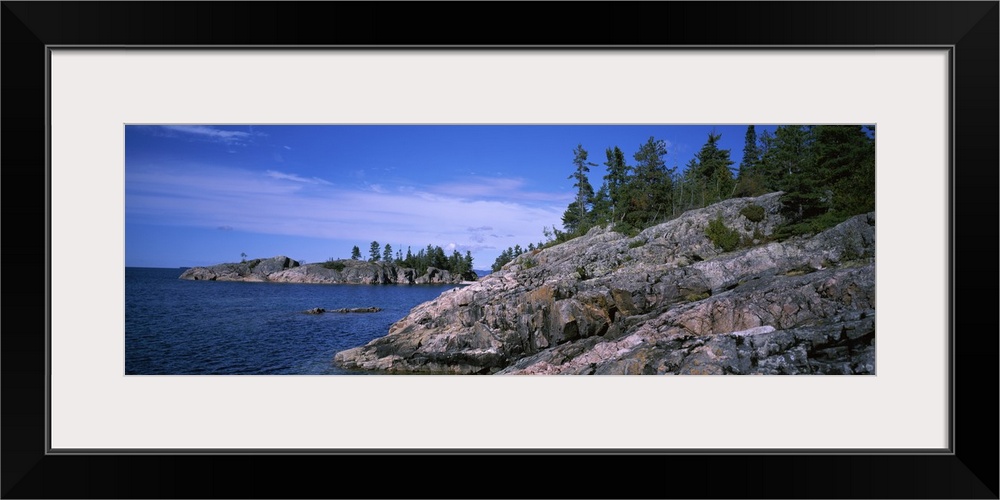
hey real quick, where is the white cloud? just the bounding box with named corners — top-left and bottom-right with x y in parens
top-left (265, 170), bottom-right (332, 185)
top-left (429, 176), bottom-right (573, 204)
top-left (162, 125), bottom-right (252, 145)
top-left (126, 161), bottom-right (565, 264)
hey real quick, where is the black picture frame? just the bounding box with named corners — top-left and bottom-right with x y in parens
top-left (3, 2), bottom-right (997, 498)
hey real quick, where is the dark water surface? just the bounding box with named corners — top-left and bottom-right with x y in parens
top-left (125, 267), bottom-right (460, 374)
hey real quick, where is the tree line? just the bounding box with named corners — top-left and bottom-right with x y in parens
top-left (561, 125), bottom-right (874, 239)
top-left (492, 125), bottom-right (875, 271)
top-left (334, 241), bottom-right (476, 280)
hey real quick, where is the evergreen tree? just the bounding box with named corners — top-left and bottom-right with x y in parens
top-left (677, 157), bottom-right (704, 211)
top-left (621, 136), bottom-right (673, 230)
top-left (590, 183), bottom-right (613, 225)
top-left (561, 200), bottom-right (587, 234)
top-left (766, 125), bottom-right (820, 227)
top-left (351, 245), bottom-right (361, 260)
top-left (734, 125), bottom-right (765, 197)
top-left (566, 144), bottom-right (597, 233)
top-left (382, 243), bottom-right (393, 263)
top-left (492, 247), bottom-right (514, 272)
top-left (369, 241), bottom-right (381, 262)
top-left (602, 146), bottom-right (629, 223)
top-left (693, 131), bottom-right (735, 204)
top-left (760, 125), bottom-right (812, 194)
top-left (464, 251), bottom-right (475, 276)
top-left (811, 124), bottom-right (875, 218)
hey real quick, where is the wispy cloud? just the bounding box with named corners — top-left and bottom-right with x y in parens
top-left (265, 170), bottom-right (332, 185)
top-left (162, 125), bottom-right (253, 145)
top-left (126, 162), bottom-right (564, 259)
top-left (467, 225), bottom-right (494, 243)
top-left (429, 176), bottom-right (573, 204)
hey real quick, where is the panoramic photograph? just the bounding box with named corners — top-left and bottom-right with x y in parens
top-left (125, 124), bottom-right (876, 375)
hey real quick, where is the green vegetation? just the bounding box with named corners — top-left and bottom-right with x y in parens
top-left (491, 244), bottom-right (526, 272)
top-left (322, 259), bottom-right (346, 271)
top-left (684, 291), bottom-right (711, 302)
top-left (740, 204), bottom-right (766, 223)
top-left (705, 214), bottom-right (741, 252)
top-left (343, 243), bottom-right (476, 280)
top-left (628, 239), bottom-right (647, 249)
top-left (562, 144), bottom-right (597, 235)
top-left (492, 125), bottom-right (875, 266)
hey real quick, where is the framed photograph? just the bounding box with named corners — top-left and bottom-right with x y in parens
top-left (5, 2), bottom-right (996, 498)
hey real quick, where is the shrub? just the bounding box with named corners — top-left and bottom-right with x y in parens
top-left (522, 258), bottom-right (537, 269)
top-left (705, 214), bottom-right (741, 252)
top-left (576, 266), bottom-right (589, 280)
top-left (613, 222), bottom-right (641, 238)
top-left (740, 204), bottom-right (766, 223)
top-left (322, 259), bottom-right (346, 271)
top-left (628, 239), bottom-right (647, 249)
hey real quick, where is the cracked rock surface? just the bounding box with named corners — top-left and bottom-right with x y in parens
top-left (334, 192), bottom-right (876, 375)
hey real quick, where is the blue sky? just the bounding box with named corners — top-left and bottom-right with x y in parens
top-left (125, 124), bottom-right (776, 269)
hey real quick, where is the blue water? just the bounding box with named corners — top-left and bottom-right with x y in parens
top-left (125, 267), bottom-right (464, 375)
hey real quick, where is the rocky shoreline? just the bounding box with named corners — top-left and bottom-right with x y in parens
top-left (179, 257), bottom-right (469, 285)
top-left (334, 192), bottom-right (876, 375)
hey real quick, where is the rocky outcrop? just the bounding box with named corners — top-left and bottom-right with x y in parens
top-left (334, 192), bottom-right (877, 375)
top-left (305, 307), bottom-right (383, 314)
top-left (179, 256), bottom-right (300, 282)
top-left (179, 257), bottom-right (470, 285)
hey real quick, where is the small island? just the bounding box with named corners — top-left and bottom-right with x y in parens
top-left (180, 254), bottom-right (476, 285)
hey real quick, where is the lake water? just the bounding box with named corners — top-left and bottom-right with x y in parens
top-left (125, 267), bottom-right (466, 375)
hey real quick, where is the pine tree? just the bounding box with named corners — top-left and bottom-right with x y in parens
top-left (811, 124), bottom-right (875, 218)
top-left (622, 136), bottom-right (673, 229)
top-left (693, 131), bottom-right (735, 204)
top-left (464, 251), bottom-right (474, 277)
top-left (734, 125), bottom-right (765, 197)
top-left (590, 183), bottom-right (612, 225)
top-left (351, 245), bottom-right (361, 260)
top-left (767, 125), bottom-right (820, 227)
top-left (566, 144), bottom-right (597, 233)
top-left (602, 146), bottom-right (629, 223)
top-left (369, 241), bottom-right (381, 262)
top-left (382, 243), bottom-right (393, 263)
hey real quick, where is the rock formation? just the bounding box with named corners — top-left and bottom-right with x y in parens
top-left (334, 192), bottom-right (876, 375)
top-left (305, 307), bottom-right (383, 314)
top-left (179, 256), bottom-right (469, 285)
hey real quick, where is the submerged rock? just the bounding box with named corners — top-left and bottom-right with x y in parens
top-left (334, 192), bottom-right (877, 375)
top-left (305, 307), bottom-right (382, 314)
